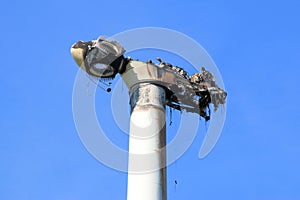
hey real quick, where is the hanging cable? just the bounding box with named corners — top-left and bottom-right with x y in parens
top-left (169, 107), bottom-right (173, 126)
top-left (86, 74), bottom-right (111, 92)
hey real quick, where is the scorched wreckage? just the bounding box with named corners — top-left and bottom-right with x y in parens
top-left (71, 36), bottom-right (227, 121)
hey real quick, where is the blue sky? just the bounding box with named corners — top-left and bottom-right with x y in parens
top-left (1, 0), bottom-right (300, 199)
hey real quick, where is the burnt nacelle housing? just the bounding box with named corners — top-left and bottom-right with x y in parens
top-left (71, 37), bottom-right (128, 79)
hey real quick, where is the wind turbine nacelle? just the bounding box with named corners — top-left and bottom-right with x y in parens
top-left (70, 37), bottom-right (128, 79)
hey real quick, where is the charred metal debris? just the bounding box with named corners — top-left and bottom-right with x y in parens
top-left (155, 59), bottom-right (226, 121)
top-left (71, 37), bottom-right (227, 121)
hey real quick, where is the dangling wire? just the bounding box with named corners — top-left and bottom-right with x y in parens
top-left (98, 78), bottom-right (112, 87)
top-left (174, 160), bottom-right (178, 193)
top-left (169, 107), bottom-right (173, 126)
top-left (202, 104), bottom-right (210, 132)
top-left (86, 74), bottom-right (111, 92)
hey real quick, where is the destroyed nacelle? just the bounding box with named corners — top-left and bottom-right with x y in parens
top-left (70, 37), bottom-right (227, 120)
top-left (71, 37), bottom-right (128, 78)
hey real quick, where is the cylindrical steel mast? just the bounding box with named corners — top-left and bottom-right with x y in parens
top-left (127, 83), bottom-right (167, 200)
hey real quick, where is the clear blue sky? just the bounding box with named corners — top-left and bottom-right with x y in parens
top-left (1, 0), bottom-right (300, 199)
